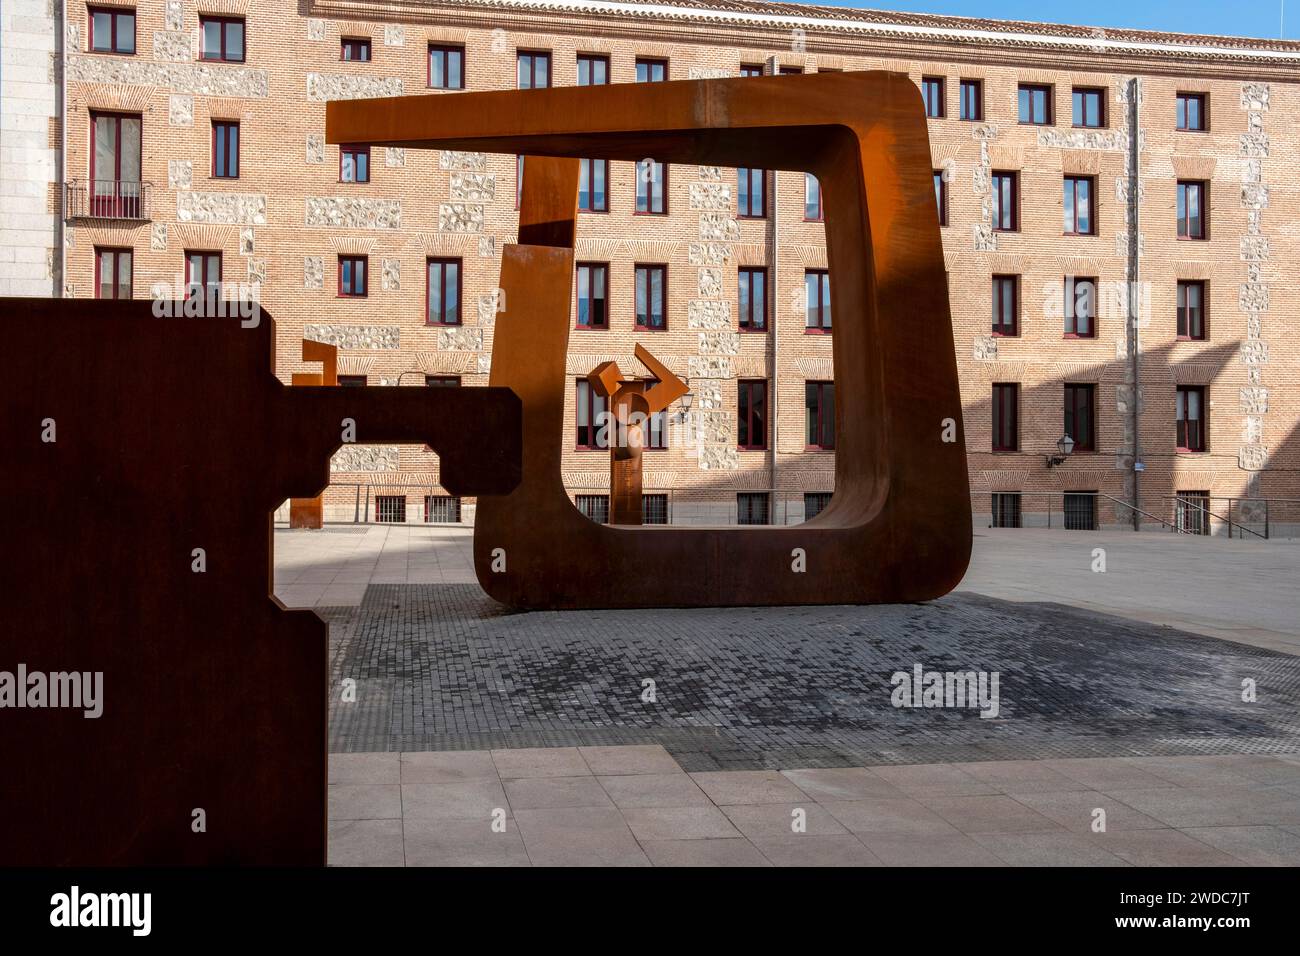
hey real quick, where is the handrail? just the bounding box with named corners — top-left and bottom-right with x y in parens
top-left (1095, 492), bottom-right (1191, 533)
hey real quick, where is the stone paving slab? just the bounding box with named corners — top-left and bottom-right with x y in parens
top-left (327, 746), bottom-right (1300, 866)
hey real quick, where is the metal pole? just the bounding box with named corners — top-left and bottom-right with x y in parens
top-left (1126, 77), bottom-right (1142, 531)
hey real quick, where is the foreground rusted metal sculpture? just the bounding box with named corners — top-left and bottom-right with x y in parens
top-left (0, 301), bottom-right (521, 865)
top-left (289, 339), bottom-right (339, 529)
top-left (328, 72), bottom-right (970, 609)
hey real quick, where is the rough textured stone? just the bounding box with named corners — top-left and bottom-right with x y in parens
top-left (306, 74), bottom-right (404, 102)
top-left (382, 258), bottom-right (400, 291)
top-left (697, 268), bottom-right (723, 298)
top-left (688, 299), bottom-right (731, 329)
top-left (1241, 83), bottom-right (1269, 111)
top-left (304, 257), bottom-right (323, 290)
top-left (307, 18), bottom-right (325, 41)
top-left (1239, 388), bottom-right (1269, 414)
top-left (176, 192), bottom-right (267, 225)
top-left (165, 1), bottom-right (183, 31)
top-left (330, 446), bottom-right (400, 473)
top-left (306, 134), bottom-right (325, 164)
top-left (449, 173), bottom-right (496, 202)
top-left (689, 356), bottom-right (733, 379)
top-left (698, 331), bottom-right (740, 355)
top-left (699, 213), bottom-right (740, 242)
top-left (167, 159), bottom-right (192, 189)
top-left (247, 258), bottom-right (266, 284)
top-left (150, 223), bottom-right (168, 251)
top-left (305, 197), bottom-right (401, 229)
top-left (384, 24), bottom-right (404, 46)
top-left (153, 30), bottom-right (192, 61)
top-left (438, 326), bottom-right (483, 351)
top-left (688, 67), bottom-right (729, 79)
top-left (698, 166), bottom-right (722, 181)
top-left (168, 94), bottom-right (193, 127)
top-left (1037, 129), bottom-right (1132, 151)
top-left (699, 446), bottom-right (739, 471)
top-left (973, 336), bottom-right (998, 361)
top-left (478, 235), bottom-right (495, 258)
top-left (385, 147), bottom-right (405, 168)
top-left (688, 243), bottom-right (731, 265)
top-left (439, 151), bottom-right (486, 171)
top-left (439, 203), bottom-right (484, 233)
top-left (240, 227), bottom-right (255, 255)
top-left (689, 182), bottom-right (732, 212)
top-left (305, 324), bottom-right (400, 350)
top-left (67, 56), bottom-right (269, 98)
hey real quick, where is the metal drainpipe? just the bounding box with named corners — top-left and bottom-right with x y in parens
top-left (1126, 77), bottom-right (1141, 530)
top-left (769, 167), bottom-right (780, 523)
top-left (56, 1), bottom-right (67, 297)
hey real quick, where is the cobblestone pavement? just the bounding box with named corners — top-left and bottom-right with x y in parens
top-left (328, 745), bottom-right (1300, 866)
top-left (323, 584), bottom-right (1300, 771)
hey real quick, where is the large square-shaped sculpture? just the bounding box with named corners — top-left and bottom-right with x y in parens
top-left (327, 72), bottom-right (971, 609)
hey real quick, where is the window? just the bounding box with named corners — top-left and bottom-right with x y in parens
top-left (959, 79), bottom-right (983, 120)
top-left (1064, 384), bottom-right (1096, 452)
top-left (635, 159), bottom-right (666, 214)
top-left (738, 267), bottom-right (767, 332)
top-left (1018, 84), bottom-right (1052, 124)
top-left (992, 383), bottom-right (1018, 452)
top-left (575, 263), bottom-right (608, 329)
top-left (738, 168), bottom-right (766, 217)
top-left (1177, 280), bottom-right (1206, 340)
top-left (636, 59), bottom-right (667, 82)
top-left (576, 494), bottom-right (609, 524)
top-left (642, 494), bottom-right (668, 525)
top-left (338, 255), bottom-right (368, 297)
top-left (737, 493), bottom-right (770, 525)
top-left (575, 380), bottom-right (608, 449)
top-left (1063, 175), bottom-right (1094, 235)
top-left (374, 496), bottom-right (406, 523)
top-left (991, 493), bottom-right (1022, 528)
top-left (804, 174), bottom-right (823, 221)
top-left (94, 247), bottom-right (132, 299)
top-left (200, 16), bottom-right (244, 63)
top-left (805, 381), bottom-right (835, 449)
top-left (804, 493), bottom-right (833, 521)
top-left (516, 155), bottom-right (525, 209)
top-left (921, 77), bottom-right (944, 118)
top-left (341, 37), bottom-right (371, 61)
top-left (425, 375), bottom-right (461, 387)
top-left (991, 171), bottom-right (1018, 231)
top-left (645, 406), bottom-right (668, 450)
top-left (341, 145), bottom-right (369, 183)
top-left (1177, 181), bottom-right (1206, 239)
top-left (338, 375), bottom-right (367, 387)
top-left (577, 53), bottom-right (609, 86)
top-left (1176, 386), bottom-right (1206, 452)
top-left (992, 275), bottom-right (1018, 336)
top-left (778, 65), bottom-right (803, 75)
top-left (89, 111), bottom-right (142, 217)
top-left (1063, 493), bottom-right (1096, 531)
top-left (578, 158), bottom-right (608, 212)
top-left (428, 45), bottom-right (464, 89)
top-left (184, 250), bottom-right (221, 300)
top-left (212, 121), bottom-right (239, 179)
top-left (740, 64), bottom-right (764, 77)
top-left (1064, 276), bottom-right (1096, 337)
top-left (737, 379), bottom-right (767, 450)
top-left (517, 51), bottom-right (551, 89)
top-left (933, 171), bottom-right (948, 226)
top-left (805, 270), bottom-right (831, 332)
top-left (1176, 92), bottom-right (1207, 131)
top-left (424, 496), bottom-right (462, 523)
top-left (89, 6), bottom-right (135, 54)
top-left (634, 264), bottom-right (666, 330)
top-left (1175, 491), bottom-right (1210, 535)
top-left (426, 258), bottom-right (461, 325)
top-left (1072, 87), bottom-right (1105, 128)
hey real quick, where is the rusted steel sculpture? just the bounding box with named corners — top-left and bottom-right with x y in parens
top-left (0, 299), bottom-right (521, 865)
top-left (289, 339), bottom-right (340, 529)
top-left (329, 71), bottom-right (970, 610)
top-left (587, 344), bottom-right (689, 525)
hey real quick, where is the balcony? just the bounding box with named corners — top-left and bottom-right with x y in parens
top-left (65, 180), bottom-right (152, 221)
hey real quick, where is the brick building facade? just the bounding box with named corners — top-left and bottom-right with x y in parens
top-left (19, 1), bottom-right (1300, 531)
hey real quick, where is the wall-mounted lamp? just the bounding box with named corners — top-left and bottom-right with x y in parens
top-left (1045, 434), bottom-right (1075, 469)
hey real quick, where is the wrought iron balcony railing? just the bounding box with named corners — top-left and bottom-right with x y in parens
top-left (65, 180), bottom-right (152, 221)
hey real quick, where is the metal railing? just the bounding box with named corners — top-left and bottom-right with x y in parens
top-left (65, 180), bottom-right (152, 220)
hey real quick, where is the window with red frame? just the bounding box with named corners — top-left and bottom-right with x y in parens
top-left (517, 51), bottom-right (551, 89)
top-left (425, 375), bottom-right (461, 387)
top-left (575, 263), bottom-right (608, 328)
top-left (1177, 280), bottom-right (1206, 340)
top-left (1064, 276), bottom-right (1097, 337)
top-left (575, 379), bottom-right (609, 449)
top-left (200, 16), bottom-right (244, 62)
top-left (635, 264), bottom-right (666, 330)
top-left (804, 174), bottom-right (823, 221)
top-left (1018, 84), bottom-right (1052, 124)
top-left (992, 171), bottom-right (1018, 231)
top-left (579, 158), bottom-right (607, 211)
top-left (184, 250), bottom-right (221, 300)
top-left (737, 492), bottom-right (770, 525)
top-left (1064, 176), bottom-right (1094, 235)
top-left (921, 77), bottom-right (944, 118)
top-left (89, 6), bottom-right (135, 54)
top-left (740, 64), bottom-right (764, 77)
top-left (738, 167), bottom-right (766, 217)
top-left (933, 171), bottom-right (948, 226)
top-left (959, 79), bottom-right (982, 120)
top-left (737, 379), bottom-right (768, 450)
top-left (1177, 180), bottom-right (1206, 239)
top-left (1176, 386), bottom-right (1206, 452)
top-left (636, 58), bottom-right (667, 82)
top-left (1064, 383), bottom-right (1096, 452)
top-left (341, 145), bottom-right (369, 183)
top-left (424, 496), bottom-right (462, 523)
top-left (89, 111), bottom-right (142, 217)
top-left (992, 275), bottom-right (1018, 336)
top-left (427, 258), bottom-right (461, 325)
top-left (1176, 92), bottom-right (1207, 131)
top-left (1072, 87), bottom-right (1105, 128)
top-left (95, 247), bottom-right (132, 299)
top-left (738, 267), bottom-right (767, 332)
top-left (577, 53), bottom-right (609, 85)
top-left (338, 255), bottom-right (367, 297)
top-left (636, 159), bottom-right (666, 214)
top-left (992, 383), bottom-right (1019, 452)
top-left (805, 381), bottom-right (835, 449)
top-left (374, 495), bottom-right (405, 523)
top-left (428, 45), bottom-right (464, 89)
top-left (212, 120), bottom-right (239, 178)
top-left (778, 65), bottom-right (803, 75)
top-left (805, 270), bottom-right (831, 332)
top-left (341, 37), bottom-right (371, 61)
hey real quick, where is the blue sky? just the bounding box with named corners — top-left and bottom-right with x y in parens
top-left (821, 1), bottom-right (1294, 40)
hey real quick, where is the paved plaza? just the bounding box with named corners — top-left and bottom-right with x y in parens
top-left (275, 524), bottom-right (1300, 864)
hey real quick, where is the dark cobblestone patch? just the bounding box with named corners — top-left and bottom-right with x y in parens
top-left (326, 585), bottom-right (1300, 770)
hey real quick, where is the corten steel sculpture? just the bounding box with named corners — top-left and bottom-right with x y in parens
top-left (0, 299), bottom-right (521, 865)
top-left (327, 71), bottom-right (970, 609)
top-left (587, 343), bottom-right (690, 526)
top-left (289, 339), bottom-right (339, 529)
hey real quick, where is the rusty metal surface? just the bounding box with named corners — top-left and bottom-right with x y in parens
top-left (290, 341), bottom-right (339, 529)
top-left (0, 299), bottom-right (521, 865)
top-left (335, 71), bottom-right (970, 610)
